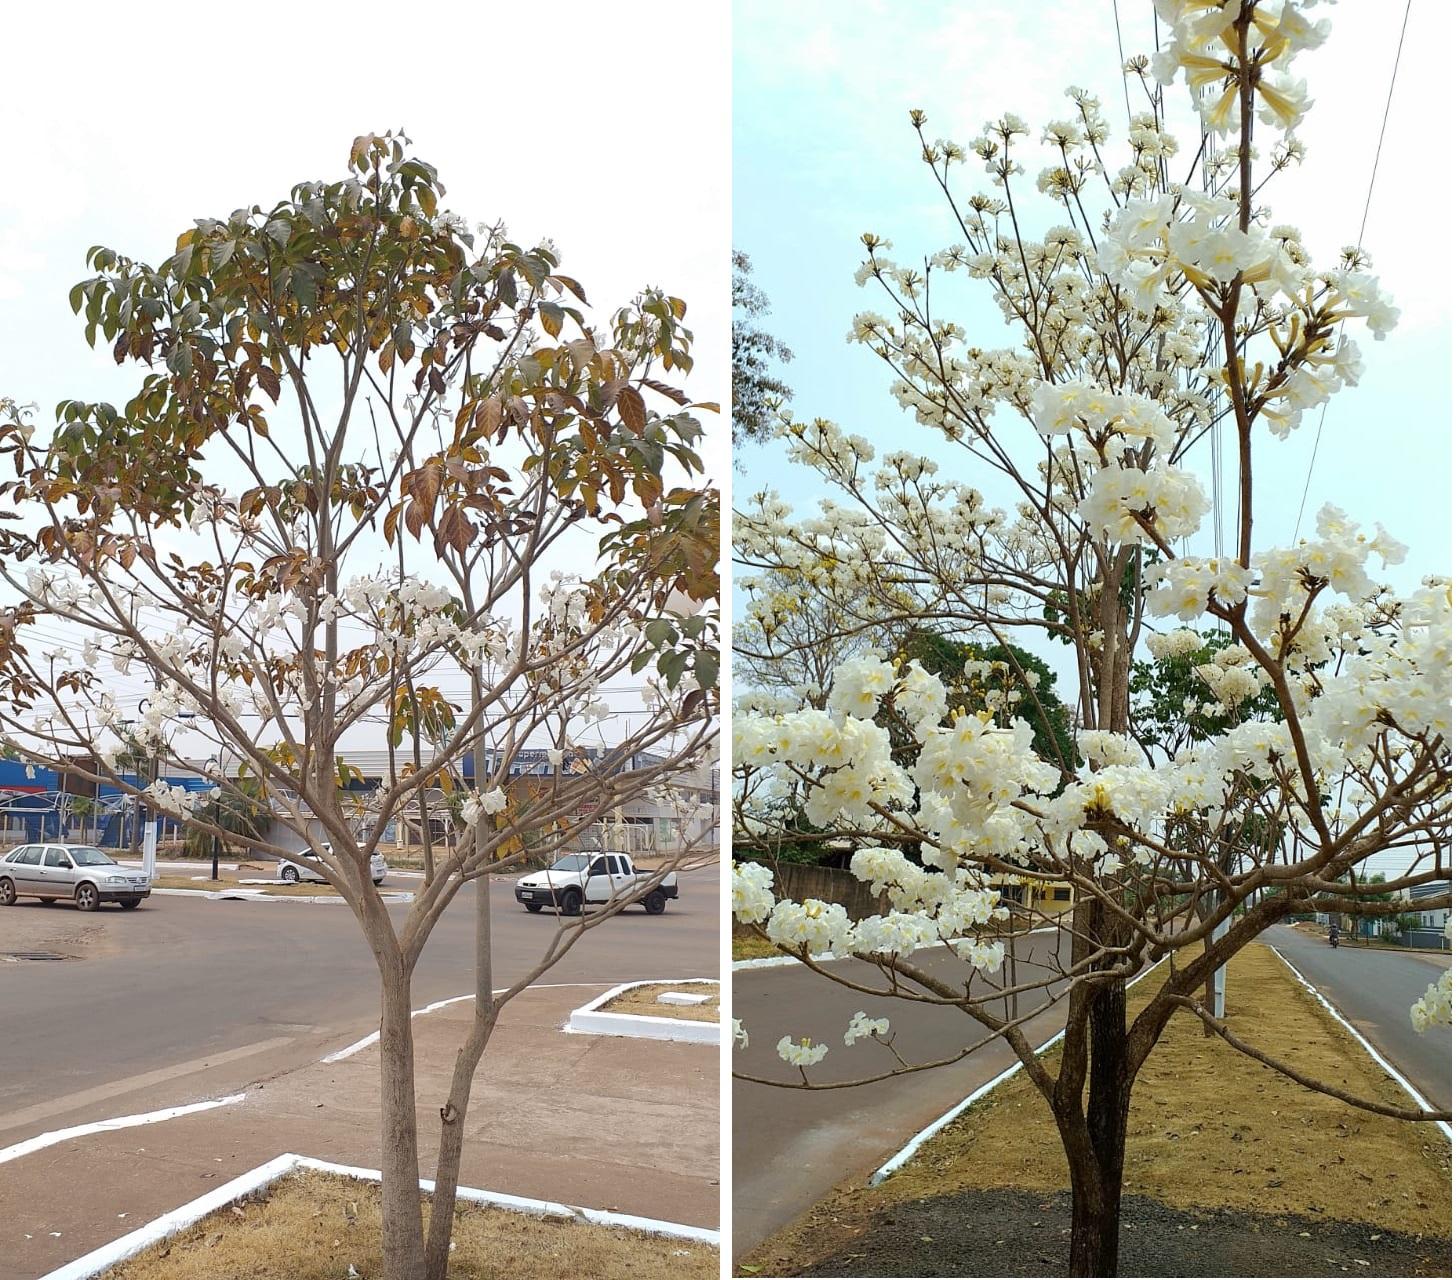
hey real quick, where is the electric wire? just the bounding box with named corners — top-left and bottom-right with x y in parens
top-left (1292, 0), bottom-right (1413, 541)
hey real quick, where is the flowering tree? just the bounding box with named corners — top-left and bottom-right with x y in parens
top-left (0, 133), bottom-right (718, 1280)
top-left (732, 5), bottom-right (1449, 1275)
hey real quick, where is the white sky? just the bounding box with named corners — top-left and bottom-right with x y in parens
top-left (1, 0), bottom-right (730, 757)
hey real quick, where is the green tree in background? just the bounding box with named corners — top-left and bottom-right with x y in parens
top-left (732, 250), bottom-right (792, 445)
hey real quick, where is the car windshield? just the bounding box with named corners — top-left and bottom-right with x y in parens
top-left (69, 848), bottom-right (116, 867)
top-left (549, 854), bottom-right (591, 873)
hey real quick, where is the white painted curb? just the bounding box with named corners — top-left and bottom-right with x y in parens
top-left (320, 982), bottom-right (618, 1064)
top-left (1269, 944), bottom-right (1452, 1142)
top-left (37, 1151), bottom-right (718, 1279)
top-left (732, 926), bottom-right (1059, 971)
top-left (869, 954), bottom-right (1170, 1186)
top-left (0, 1094), bottom-right (245, 1168)
top-left (37, 1152), bottom-right (299, 1280)
top-left (567, 979), bottom-right (720, 1045)
top-left (150, 887), bottom-right (414, 905)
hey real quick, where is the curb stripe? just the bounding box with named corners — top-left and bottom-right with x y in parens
top-left (0, 1094), bottom-right (246, 1168)
top-left (38, 1151), bottom-right (717, 1278)
top-left (1269, 944), bottom-right (1451, 1142)
top-left (869, 955), bottom-right (1170, 1186)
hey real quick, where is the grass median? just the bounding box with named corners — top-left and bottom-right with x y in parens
top-left (106, 1170), bottom-right (716, 1280)
top-left (742, 940), bottom-right (1451, 1276)
top-left (603, 981), bottom-right (720, 1022)
top-left (148, 875), bottom-right (342, 897)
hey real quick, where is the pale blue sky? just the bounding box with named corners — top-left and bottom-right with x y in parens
top-left (734, 0), bottom-right (1451, 585)
top-left (733, 1), bottom-right (1452, 880)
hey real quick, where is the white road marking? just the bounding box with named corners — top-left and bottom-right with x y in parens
top-left (319, 981), bottom-right (627, 1063)
top-left (0, 1094), bottom-right (246, 1168)
top-left (0, 1037), bottom-right (293, 1134)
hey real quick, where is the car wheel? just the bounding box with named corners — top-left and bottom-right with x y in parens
top-left (281, 865), bottom-right (300, 883)
top-left (643, 890), bottom-right (667, 915)
top-left (372, 877), bottom-right (385, 886)
top-left (0, 877), bottom-right (14, 906)
top-left (524, 902), bottom-right (543, 913)
top-left (75, 882), bottom-right (100, 912)
top-left (558, 888), bottom-right (583, 917)
top-left (120, 897), bottom-right (142, 910)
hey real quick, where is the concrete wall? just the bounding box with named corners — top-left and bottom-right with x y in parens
top-left (739, 856), bottom-right (888, 921)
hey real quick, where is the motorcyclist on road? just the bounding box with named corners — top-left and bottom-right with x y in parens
top-left (1328, 922), bottom-right (1340, 947)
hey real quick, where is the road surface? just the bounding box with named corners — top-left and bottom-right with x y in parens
top-left (1268, 924), bottom-right (1451, 1112)
top-left (0, 866), bottom-right (717, 1143)
top-left (733, 929), bottom-right (1076, 1258)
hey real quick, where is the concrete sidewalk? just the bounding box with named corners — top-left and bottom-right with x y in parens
top-left (0, 984), bottom-right (718, 1280)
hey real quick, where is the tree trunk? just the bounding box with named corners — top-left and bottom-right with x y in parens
top-left (1064, 891), bottom-right (1133, 1276)
top-left (1067, 1166), bottom-right (1122, 1278)
top-left (379, 966), bottom-right (427, 1280)
top-left (1062, 1010), bottom-right (1132, 1275)
top-left (423, 680), bottom-right (496, 1280)
top-left (423, 1004), bottom-right (497, 1278)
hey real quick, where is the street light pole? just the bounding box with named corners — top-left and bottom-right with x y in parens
top-left (209, 747), bottom-right (231, 883)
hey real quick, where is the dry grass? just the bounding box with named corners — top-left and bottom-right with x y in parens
top-left (750, 943), bottom-right (1450, 1271)
top-left (106, 1170), bottom-right (716, 1280)
top-left (733, 927), bottom-right (784, 962)
top-left (149, 875), bottom-right (342, 897)
top-left (603, 981), bottom-right (720, 1022)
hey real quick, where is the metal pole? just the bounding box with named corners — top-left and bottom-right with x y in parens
top-left (1211, 913), bottom-right (1229, 1019)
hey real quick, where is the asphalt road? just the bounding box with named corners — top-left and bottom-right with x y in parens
top-left (0, 866), bottom-right (718, 1140)
top-left (733, 929), bottom-right (1076, 1258)
top-left (1268, 924), bottom-right (1451, 1112)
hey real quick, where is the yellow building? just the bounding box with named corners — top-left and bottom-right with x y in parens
top-left (988, 873), bottom-right (1073, 915)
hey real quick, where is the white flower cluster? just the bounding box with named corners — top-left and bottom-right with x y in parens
top-left (776, 1035), bottom-right (828, 1068)
top-left (460, 787), bottom-right (508, 827)
top-left (1144, 557), bottom-right (1255, 620)
top-left (1410, 969), bottom-right (1451, 1035)
top-left (844, 1011), bottom-right (890, 1046)
top-left (1145, 629), bottom-right (1204, 660)
top-left (143, 779), bottom-right (219, 817)
top-left (1151, 2), bottom-right (1328, 138)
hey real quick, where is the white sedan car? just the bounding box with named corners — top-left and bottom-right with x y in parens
top-left (278, 843), bottom-right (388, 887)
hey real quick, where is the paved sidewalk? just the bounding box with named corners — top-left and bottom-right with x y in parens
top-left (0, 984), bottom-right (717, 1280)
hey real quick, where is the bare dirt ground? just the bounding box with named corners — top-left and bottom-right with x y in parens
top-left (604, 981), bottom-right (721, 1022)
top-left (740, 943), bottom-right (1450, 1277)
top-left (769, 1188), bottom-right (1451, 1277)
top-left (107, 1170), bottom-right (717, 1280)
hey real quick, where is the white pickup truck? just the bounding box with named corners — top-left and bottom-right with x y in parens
top-left (514, 852), bottom-right (678, 916)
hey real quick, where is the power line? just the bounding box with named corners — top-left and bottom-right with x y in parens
top-left (1293, 0), bottom-right (1413, 542)
top-left (1112, 0), bottom-right (1134, 125)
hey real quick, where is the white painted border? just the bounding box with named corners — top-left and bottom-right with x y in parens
top-left (732, 926), bottom-right (1059, 971)
top-left (567, 978), bottom-right (720, 1045)
top-left (320, 982), bottom-right (614, 1064)
top-left (869, 955), bottom-right (1170, 1185)
top-left (150, 886), bottom-right (414, 905)
top-left (1269, 944), bottom-right (1452, 1142)
top-left (38, 1151), bottom-right (299, 1280)
top-left (38, 1151), bottom-right (718, 1279)
top-left (0, 1094), bottom-right (245, 1168)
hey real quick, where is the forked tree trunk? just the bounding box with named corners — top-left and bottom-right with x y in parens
top-left (1062, 861), bottom-right (1133, 1277)
top-left (423, 694), bottom-right (497, 1280)
top-left (1062, 988), bottom-right (1133, 1275)
top-left (379, 964), bottom-right (427, 1279)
